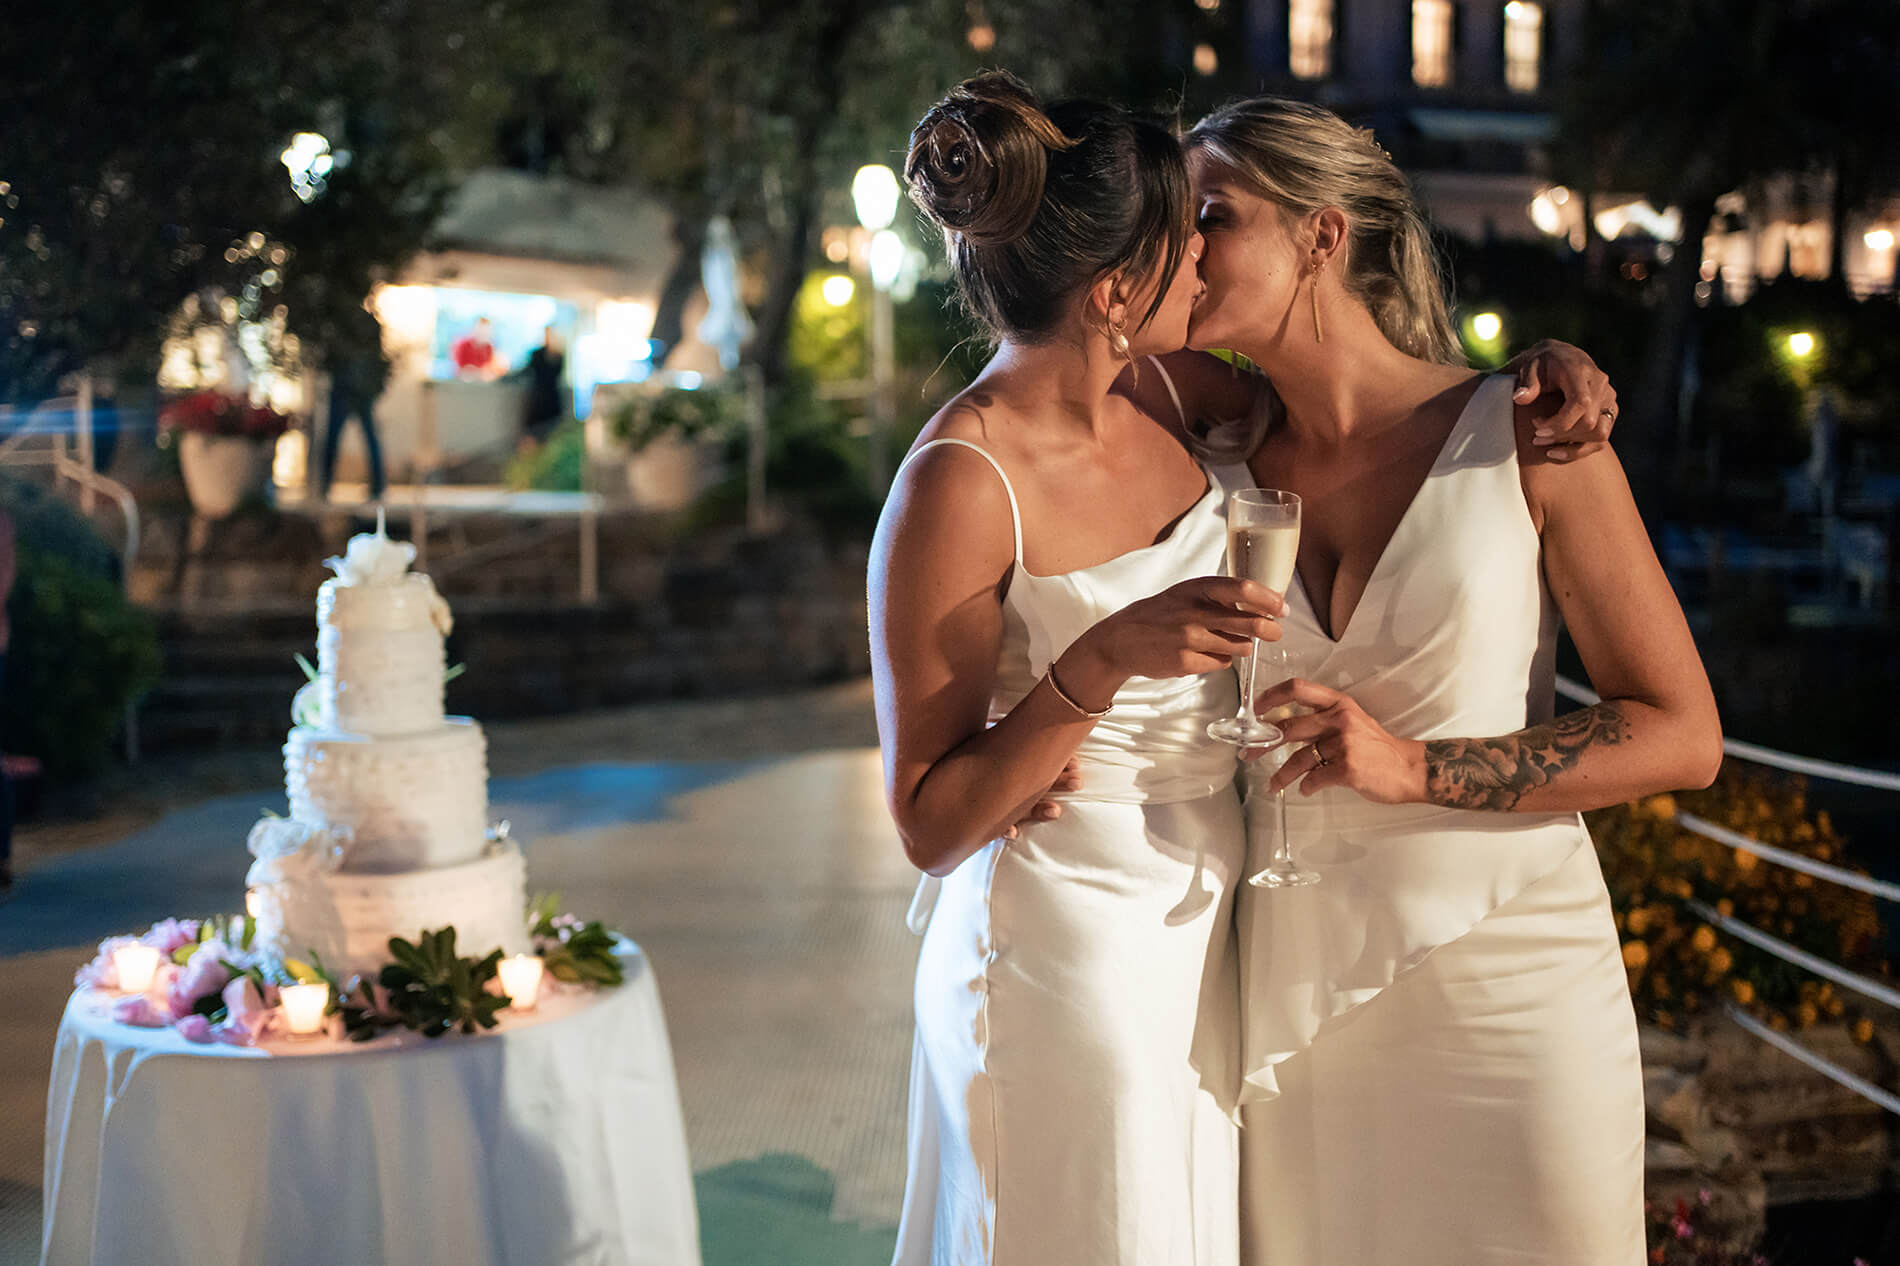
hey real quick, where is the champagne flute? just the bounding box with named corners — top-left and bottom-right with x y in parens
top-left (1207, 489), bottom-right (1301, 747)
top-left (1249, 647), bottom-right (1321, 888)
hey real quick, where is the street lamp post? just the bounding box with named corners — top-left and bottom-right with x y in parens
top-left (853, 164), bottom-right (901, 492)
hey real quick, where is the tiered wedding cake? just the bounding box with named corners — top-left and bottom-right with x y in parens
top-left (244, 524), bottom-right (527, 980)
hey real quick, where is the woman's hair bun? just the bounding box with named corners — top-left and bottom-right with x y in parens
top-left (905, 71), bottom-right (1078, 247)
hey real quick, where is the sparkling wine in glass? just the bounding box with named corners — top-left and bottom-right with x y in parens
top-left (1207, 489), bottom-right (1301, 747)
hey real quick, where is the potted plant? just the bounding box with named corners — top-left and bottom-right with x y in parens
top-left (608, 383), bottom-right (740, 511)
top-left (159, 391), bottom-right (291, 518)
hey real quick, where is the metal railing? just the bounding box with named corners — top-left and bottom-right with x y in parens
top-left (2, 386), bottom-right (143, 760)
top-left (1557, 674), bottom-right (1899, 1116)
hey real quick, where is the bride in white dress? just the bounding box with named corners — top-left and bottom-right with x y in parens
top-left (1178, 98), bottom-right (1724, 1264)
top-left (872, 74), bottom-right (1280, 1265)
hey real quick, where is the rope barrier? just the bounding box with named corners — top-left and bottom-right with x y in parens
top-left (1555, 674), bottom-right (1900, 792)
top-left (1685, 898), bottom-right (1900, 1013)
top-left (1721, 1003), bottom-right (1900, 1117)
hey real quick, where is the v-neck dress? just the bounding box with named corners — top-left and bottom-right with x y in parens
top-left (1235, 375), bottom-right (1644, 1265)
top-left (889, 424), bottom-right (1252, 1266)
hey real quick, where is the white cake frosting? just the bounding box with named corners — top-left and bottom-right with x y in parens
top-left (285, 719), bottom-right (489, 872)
top-left (249, 522), bottom-right (526, 981)
top-left (252, 835), bottom-right (528, 982)
top-left (315, 528), bottom-right (453, 737)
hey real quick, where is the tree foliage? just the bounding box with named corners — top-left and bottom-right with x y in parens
top-left (0, 2), bottom-right (1209, 402)
top-left (0, 1), bottom-right (552, 402)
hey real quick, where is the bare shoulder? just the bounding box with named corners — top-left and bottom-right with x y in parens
top-left (878, 396), bottom-right (1019, 585)
top-left (1511, 393), bottom-right (1631, 535)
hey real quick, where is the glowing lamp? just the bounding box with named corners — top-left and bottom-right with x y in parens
top-left (821, 275), bottom-right (857, 307)
top-left (869, 231), bottom-right (906, 291)
top-left (852, 165), bottom-right (901, 232)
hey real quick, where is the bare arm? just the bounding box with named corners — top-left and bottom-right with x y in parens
top-left (872, 445), bottom-right (1280, 875)
top-left (1420, 413), bottom-right (1721, 810)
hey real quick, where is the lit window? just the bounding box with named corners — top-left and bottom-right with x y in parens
top-left (1412, 0), bottom-right (1454, 87)
top-left (1289, 0), bottom-right (1334, 79)
top-left (1503, 1), bottom-right (1543, 93)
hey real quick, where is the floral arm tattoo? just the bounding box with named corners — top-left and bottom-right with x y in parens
top-left (1423, 704), bottom-right (1632, 811)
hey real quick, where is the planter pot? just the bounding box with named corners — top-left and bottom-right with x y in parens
top-left (624, 434), bottom-right (722, 512)
top-left (178, 432), bottom-right (273, 519)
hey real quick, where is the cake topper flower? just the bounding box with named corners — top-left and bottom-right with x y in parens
top-left (323, 521), bottom-right (416, 587)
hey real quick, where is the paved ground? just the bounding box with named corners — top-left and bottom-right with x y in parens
top-left (0, 680), bottom-right (914, 1265)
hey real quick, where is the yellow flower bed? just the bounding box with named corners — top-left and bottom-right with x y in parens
top-left (1589, 767), bottom-right (1889, 1040)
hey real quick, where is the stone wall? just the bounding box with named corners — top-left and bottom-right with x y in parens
top-left (1644, 1015), bottom-right (1900, 1255)
top-left (135, 514), bottom-right (872, 749)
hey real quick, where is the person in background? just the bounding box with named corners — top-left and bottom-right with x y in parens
top-left (452, 317), bottom-right (501, 380)
top-left (317, 302), bottom-right (389, 502)
top-left (0, 506), bottom-right (15, 891)
top-left (520, 325), bottom-right (568, 449)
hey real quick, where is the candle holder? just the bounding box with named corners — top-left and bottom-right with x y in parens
top-left (113, 944), bottom-right (161, 995)
top-left (498, 954), bottom-right (545, 1012)
top-left (280, 982), bottom-right (331, 1037)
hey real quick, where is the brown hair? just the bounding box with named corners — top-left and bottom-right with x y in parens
top-left (906, 71), bottom-right (1192, 343)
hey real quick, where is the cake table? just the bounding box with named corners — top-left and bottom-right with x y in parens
top-left (41, 944), bottom-right (699, 1266)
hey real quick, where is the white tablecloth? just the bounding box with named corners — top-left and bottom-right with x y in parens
top-left (42, 944), bottom-right (700, 1266)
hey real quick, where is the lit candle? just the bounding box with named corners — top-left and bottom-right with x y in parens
top-left (245, 887), bottom-right (263, 920)
top-left (280, 982), bottom-right (330, 1036)
top-left (498, 954), bottom-right (545, 1011)
top-left (113, 943), bottom-right (161, 995)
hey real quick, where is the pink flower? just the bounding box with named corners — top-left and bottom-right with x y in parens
top-left (167, 944), bottom-right (233, 1020)
top-left (109, 995), bottom-right (169, 1027)
top-left (150, 963), bottom-right (179, 999)
top-left (1673, 1216), bottom-right (1693, 1241)
top-left (221, 977), bottom-right (275, 1036)
top-left (1697, 1188), bottom-right (1712, 1206)
top-left (142, 919), bottom-right (202, 957)
top-left (76, 936), bottom-right (139, 990)
top-left (174, 1014), bottom-right (214, 1043)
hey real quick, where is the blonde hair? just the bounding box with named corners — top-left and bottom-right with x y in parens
top-left (1186, 97), bottom-right (1464, 368)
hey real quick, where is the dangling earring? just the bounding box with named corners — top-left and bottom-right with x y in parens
top-left (1309, 257), bottom-right (1326, 344)
top-left (1108, 313), bottom-right (1139, 386)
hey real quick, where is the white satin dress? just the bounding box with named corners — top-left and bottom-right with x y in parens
top-left (890, 427), bottom-right (1252, 1266)
top-left (1236, 376), bottom-right (1645, 1265)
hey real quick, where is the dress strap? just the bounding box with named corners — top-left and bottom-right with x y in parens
top-left (1147, 355), bottom-right (1188, 428)
top-left (897, 438), bottom-right (1024, 565)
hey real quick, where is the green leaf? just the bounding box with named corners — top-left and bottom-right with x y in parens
top-left (294, 653), bottom-right (318, 683)
top-left (171, 943), bottom-right (198, 966)
top-left (283, 957), bottom-right (323, 985)
top-left (444, 663), bottom-right (467, 684)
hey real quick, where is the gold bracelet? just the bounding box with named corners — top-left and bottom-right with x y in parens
top-left (1046, 662), bottom-right (1112, 719)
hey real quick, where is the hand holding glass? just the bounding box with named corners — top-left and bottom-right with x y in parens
top-left (1249, 692), bottom-right (1321, 887)
top-left (1207, 489), bottom-right (1300, 747)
